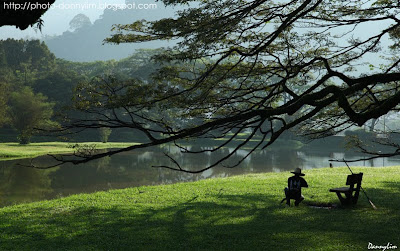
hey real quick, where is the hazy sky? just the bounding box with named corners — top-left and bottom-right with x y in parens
top-left (0, 0), bottom-right (391, 69)
top-left (0, 0), bottom-right (127, 39)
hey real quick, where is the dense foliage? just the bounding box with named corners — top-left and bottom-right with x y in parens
top-left (0, 39), bottom-right (161, 144)
top-left (8, 87), bottom-right (55, 144)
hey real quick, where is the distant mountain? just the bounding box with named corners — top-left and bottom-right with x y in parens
top-left (44, 5), bottom-right (176, 62)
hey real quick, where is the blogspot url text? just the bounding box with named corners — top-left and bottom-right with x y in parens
top-left (3, 2), bottom-right (158, 11)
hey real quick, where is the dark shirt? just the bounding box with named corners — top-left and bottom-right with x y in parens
top-left (288, 176), bottom-right (308, 193)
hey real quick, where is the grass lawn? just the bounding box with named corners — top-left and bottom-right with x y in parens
top-left (0, 166), bottom-right (399, 250)
top-left (0, 142), bottom-right (137, 160)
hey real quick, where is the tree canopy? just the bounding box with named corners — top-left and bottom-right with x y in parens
top-left (58, 0), bottom-right (400, 171)
top-left (0, 39), bottom-right (167, 144)
top-left (8, 86), bottom-right (55, 144)
top-left (0, 83), bottom-right (9, 127)
top-left (0, 0), bottom-right (54, 30)
top-left (0, 39), bottom-right (56, 83)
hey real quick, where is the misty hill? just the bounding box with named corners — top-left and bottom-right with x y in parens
top-left (44, 5), bottom-right (176, 62)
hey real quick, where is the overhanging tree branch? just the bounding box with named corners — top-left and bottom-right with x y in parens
top-left (36, 0), bottom-right (400, 171)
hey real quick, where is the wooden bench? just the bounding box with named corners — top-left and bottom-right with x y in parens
top-left (329, 173), bottom-right (363, 205)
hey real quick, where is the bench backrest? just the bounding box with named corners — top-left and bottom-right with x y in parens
top-left (346, 173), bottom-right (363, 188)
top-left (346, 173), bottom-right (363, 204)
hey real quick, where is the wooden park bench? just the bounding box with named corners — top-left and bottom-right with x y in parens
top-left (329, 173), bottom-right (363, 205)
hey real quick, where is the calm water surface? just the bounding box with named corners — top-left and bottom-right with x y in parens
top-left (1, 145), bottom-right (399, 207)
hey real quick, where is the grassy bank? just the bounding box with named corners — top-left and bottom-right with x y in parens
top-left (0, 142), bottom-right (137, 160)
top-left (0, 166), bottom-right (399, 250)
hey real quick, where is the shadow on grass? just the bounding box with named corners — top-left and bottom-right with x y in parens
top-left (0, 187), bottom-right (399, 250)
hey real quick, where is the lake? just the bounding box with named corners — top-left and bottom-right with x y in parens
top-left (1, 145), bottom-right (399, 207)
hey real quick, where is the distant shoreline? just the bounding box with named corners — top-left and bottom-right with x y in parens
top-left (0, 142), bottom-right (137, 160)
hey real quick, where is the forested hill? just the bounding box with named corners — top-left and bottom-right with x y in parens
top-left (44, 5), bottom-right (176, 62)
top-left (0, 38), bottom-right (159, 143)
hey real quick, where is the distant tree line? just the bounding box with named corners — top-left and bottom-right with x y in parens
top-left (0, 38), bottom-right (159, 144)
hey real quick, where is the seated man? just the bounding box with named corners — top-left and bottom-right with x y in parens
top-left (283, 168), bottom-right (308, 206)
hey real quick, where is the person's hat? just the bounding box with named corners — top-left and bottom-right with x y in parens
top-left (291, 167), bottom-right (305, 176)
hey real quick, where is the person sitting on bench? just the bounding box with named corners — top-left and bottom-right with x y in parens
top-left (282, 168), bottom-right (308, 206)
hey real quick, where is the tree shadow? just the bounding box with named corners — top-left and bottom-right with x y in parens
top-left (0, 185), bottom-right (399, 250)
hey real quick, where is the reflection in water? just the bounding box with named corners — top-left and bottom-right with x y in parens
top-left (1, 145), bottom-right (400, 207)
top-left (0, 161), bottom-right (54, 206)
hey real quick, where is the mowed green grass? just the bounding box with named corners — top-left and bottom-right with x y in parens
top-left (0, 166), bottom-right (399, 250)
top-left (0, 142), bottom-right (137, 160)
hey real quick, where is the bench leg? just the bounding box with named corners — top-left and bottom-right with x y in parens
top-left (335, 192), bottom-right (352, 205)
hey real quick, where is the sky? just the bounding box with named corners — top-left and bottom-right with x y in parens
top-left (0, 0), bottom-right (126, 39)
